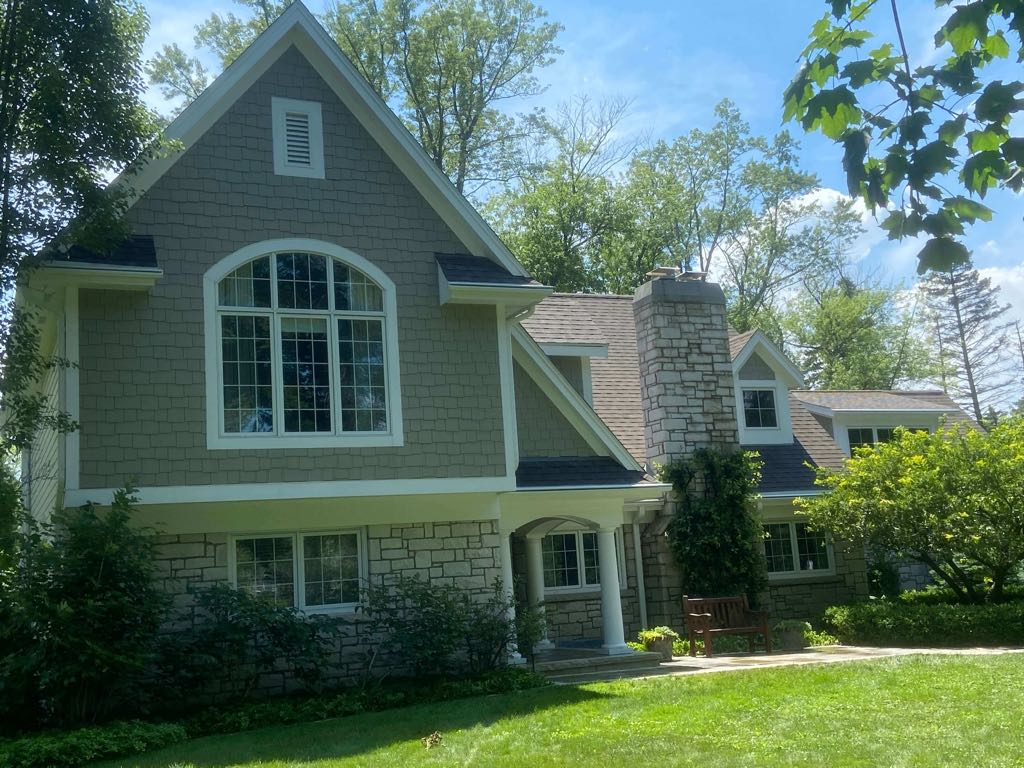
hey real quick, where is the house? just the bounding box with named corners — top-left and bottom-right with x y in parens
top-left (17, 4), bottom-right (972, 679)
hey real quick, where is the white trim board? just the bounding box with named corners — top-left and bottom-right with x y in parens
top-left (64, 287), bottom-right (80, 492)
top-left (113, 3), bottom-right (528, 279)
top-left (496, 306), bottom-right (520, 479)
top-left (65, 474), bottom-right (515, 508)
top-left (511, 325), bottom-right (642, 471)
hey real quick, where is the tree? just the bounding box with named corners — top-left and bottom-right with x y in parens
top-left (716, 136), bottom-right (863, 335)
top-left (0, 0), bottom-right (157, 462)
top-left (785, 1), bottom-right (1024, 273)
top-left (797, 419), bottom-right (1024, 603)
top-left (149, 0), bottom-right (562, 195)
top-left (920, 263), bottom-right (1014, 423)
top-left (783, 277), bottom-right (933, 389)
top-left (484, 96), bottom-right (633, 292)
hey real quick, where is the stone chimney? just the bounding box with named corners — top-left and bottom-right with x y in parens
top-left (633, 274), bottom-right (739, 470)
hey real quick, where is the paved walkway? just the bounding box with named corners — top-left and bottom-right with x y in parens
top-left (549, 645), bottom-right (1024, 685)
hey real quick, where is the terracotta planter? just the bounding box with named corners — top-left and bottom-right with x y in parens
top-left (644, 636), bottom-right (675, 660)
top-left (780, 629), bottom-right (808, 651)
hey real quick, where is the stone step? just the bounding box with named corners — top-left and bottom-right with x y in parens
top-left (532, 650), bottom-right (665, 682)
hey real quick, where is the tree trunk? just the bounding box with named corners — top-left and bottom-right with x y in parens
top-left (947, 270), bottom-right (984, 424)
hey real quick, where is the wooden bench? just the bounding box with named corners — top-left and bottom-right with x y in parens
top-left (683, 595), bottom-right (771, 657)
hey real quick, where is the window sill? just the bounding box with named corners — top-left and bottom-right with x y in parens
top-left (767, 573), bottom-right (838, 585)
top-left (207, 432), bottom-right (404, 450)
top-left (542, 587), bottom-right (630, 603)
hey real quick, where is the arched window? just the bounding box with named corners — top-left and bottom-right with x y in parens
top-left (204, 240), bottom-right (402, 449)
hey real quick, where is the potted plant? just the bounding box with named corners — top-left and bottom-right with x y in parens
top-left (637, 626), bottom-right (680, 660)
top-left (774, 619), bottom-right (812, 651)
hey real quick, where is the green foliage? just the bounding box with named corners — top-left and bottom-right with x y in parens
top-left (363, 576), bottom-right (528, 676)
top-left (804, 629), bottom-right (839, 646)
top-left (0, 487), bottom-right (170, 730)
top-left (786, 2), bottom-right (1024, 272)
top-left (157, 583), bottom-right (340, 700)
top-left (782, 277), bottom-right (934, 390)
top-left (150, 0), bottom-right (562, 195)
top-left (661, 448), bottom-right (767, 602)
top-left (797, 417), bottom-right (1024, 603)
top-left (0, 0), bottom-right (159, 289)
top-left (824, 600), bottom-right (1024, 647)
top-left (0, 720), bottom-right (187, 768)
top-left (636, 626), bottom-right (680, 643)
top-left (867, 555), bottom-right (903, 599)
top-left (774, 619), bottom-right (813, 633)
top-left (0, 305), bottom-right (77, 452)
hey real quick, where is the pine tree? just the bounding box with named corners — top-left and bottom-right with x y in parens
top-left (919, 265), bottom-right (1014, 423)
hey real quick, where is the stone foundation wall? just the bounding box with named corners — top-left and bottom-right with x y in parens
top-left (766, 544), bottom-right (869, 621)
top-left (152, 520), bottom-right (503, 695)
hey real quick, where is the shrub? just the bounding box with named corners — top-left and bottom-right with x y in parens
top-left (0, 487), bottom-right (170, 729)
top-left (825, 600), bottom-right (1024, 646)
top-left (637, 626), bottom-right (680, 644)
top-left (363, 577), bottom-right (525, 676)
top-left (662, 448), bottom-right (767, 603)
top-left (157, 583), bottom-right (341, 701)
top-left (0, 720), bottom-right (186, 768)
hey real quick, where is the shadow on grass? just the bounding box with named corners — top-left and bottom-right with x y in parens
top-left (115, 684), bottom-right (613, 767)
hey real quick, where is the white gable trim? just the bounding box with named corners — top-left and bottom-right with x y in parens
top-left (511, 325), bottom-right (642, 471)
top-left (116, 3), bottom-right (528, 278)
top-left (732, 330), bottom-right (804, 388)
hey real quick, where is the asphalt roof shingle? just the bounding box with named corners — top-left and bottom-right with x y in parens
top-left (792, 390), bottom-right (961, 412)
top-left (63, 235), bottom-right (158, 268)
top-left (516, 457), bottom-right (655, 488)
top-left (435, 253), bottom-right (543, 286)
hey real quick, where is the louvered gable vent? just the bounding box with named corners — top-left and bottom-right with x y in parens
top-left (271, 97), bottom-right (325, 179)
top-left (284, 111), bottom-right (311, 166)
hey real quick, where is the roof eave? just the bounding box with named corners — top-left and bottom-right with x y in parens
top-left (36, 262), bottom-right (163, 291)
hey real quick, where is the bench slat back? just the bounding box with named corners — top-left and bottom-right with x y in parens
top-left (684, 596), bottom-right (750, 629)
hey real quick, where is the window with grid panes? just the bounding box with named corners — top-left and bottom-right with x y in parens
top-left (215, 252), bottom-right (390, 437)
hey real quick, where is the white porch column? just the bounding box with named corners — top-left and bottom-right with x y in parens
top-left (598, 525), bottom-right (631, 655)
top-left (525, 536), bottom-right (554, 649)
top-left (498, 528), bottom-right (525, 664)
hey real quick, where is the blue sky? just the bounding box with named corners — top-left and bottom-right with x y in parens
top-left (140, 0), bottom-right (1024, 328)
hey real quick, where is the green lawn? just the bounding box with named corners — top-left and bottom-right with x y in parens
top-left (100, 654), bottom-right (1024, 768)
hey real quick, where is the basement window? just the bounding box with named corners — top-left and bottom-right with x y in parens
top-left (272, 97), bottom-right (325, 179)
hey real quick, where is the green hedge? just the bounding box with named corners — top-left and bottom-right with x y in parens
top-left (0, 721), bottom-right (186, 768)
top-left (825, 600), bottom-right (1024, 646)
top-left (0, 668), bottom-right (547, 768)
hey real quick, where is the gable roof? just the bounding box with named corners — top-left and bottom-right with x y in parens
top-left (731, 329), bottom-right (805, 387)
top-left (524, 294), bottom-right (646, 463)
top-left (111, 2), bottom-right (527, 278)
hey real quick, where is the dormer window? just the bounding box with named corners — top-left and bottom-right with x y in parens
top-left (272, 97), bottom-right (324, 179)
top-left (742, 388), bottom-right (778, 429)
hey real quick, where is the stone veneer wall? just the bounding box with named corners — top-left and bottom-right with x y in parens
top-left (632, 278), bottom-right (741, 634)
top-left (153, 520), bottom-right (502, 694)
top-left (510, 525), bottom-right (643, 646)
top-left (766, 544), bottom-right (869, 621)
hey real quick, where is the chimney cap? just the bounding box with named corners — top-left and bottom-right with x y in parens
top-left (645, 265), bottom-right (707, 282)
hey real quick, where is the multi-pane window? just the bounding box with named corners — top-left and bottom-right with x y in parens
top-left (234, 536), bottom-right (295, 607)
top-left (232, 531), bottom-right (363, 611)
top-left (216, 252), bottom-right (389, 439)
top-left (541, 530), bottom-right (622, 592)
top-left (848, 427), bottom-right (901, 452)
top-left (302, 533), bottom-right (360, 609)
top-left (762, 522), bottom-right (831, 576)
top-left (742, 389), bottom-right (778, 428)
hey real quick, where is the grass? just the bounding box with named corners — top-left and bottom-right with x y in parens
top-left (98, 654), bottom-right (1024, 768)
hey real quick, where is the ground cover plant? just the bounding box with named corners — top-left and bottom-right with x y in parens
top-left (95, 653), bottom-right (1024, 767)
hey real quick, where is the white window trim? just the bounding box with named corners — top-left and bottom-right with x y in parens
top-left (541, 529), bottom-right (626, 594)
top-left (203, 238), bottom-right (403, 450)
top-left (227, 528), bottom-right (367, 614)
top-left (737, 381), bottom-right (792, 445)
top-left (763, 519), bottom-right (835, 582)
top-left (271, 97), bottom-right (325, 179)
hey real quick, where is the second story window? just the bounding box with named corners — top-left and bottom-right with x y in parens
top-left (849, 427), bottom-right (899, 451)
top-left (205, 240), bottom-right (403, 450)
top-left (742, 388), bottom-right (778, 429)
